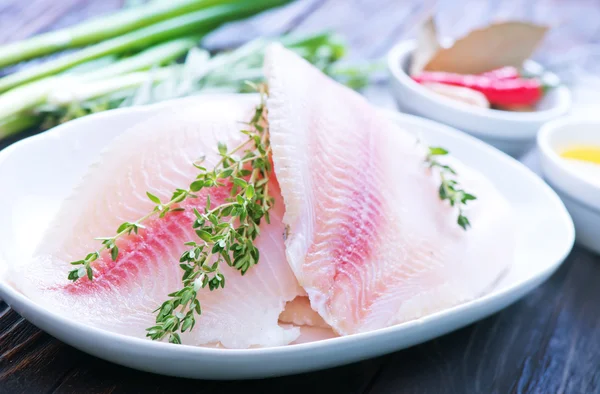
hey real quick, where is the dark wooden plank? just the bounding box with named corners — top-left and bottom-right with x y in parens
top-left (0, 303), bottom-right (83, 394)
top-left (47, 351), bottom-right (385, 394)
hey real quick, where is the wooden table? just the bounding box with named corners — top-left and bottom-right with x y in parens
top-left (1, 0), bottom-right (600, 392)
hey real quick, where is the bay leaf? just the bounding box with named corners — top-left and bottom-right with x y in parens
top-left (423, 21), bottom-right (549, 74)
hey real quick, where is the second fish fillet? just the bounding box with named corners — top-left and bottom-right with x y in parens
top-left (264, 44), bottom-right (515, 335)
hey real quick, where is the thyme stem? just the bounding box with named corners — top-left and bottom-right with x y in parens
top-left (425, 146), bottom-right (477, 230)
top-left (147, 85), bottom-right (272, 343)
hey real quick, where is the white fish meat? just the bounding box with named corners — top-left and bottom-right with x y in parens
top-left (264, 44), bottom-right (515, 335)
top-left (10, 94), bottom-right (303, 348)
top-left (279, 296), bottom-right (329, 329)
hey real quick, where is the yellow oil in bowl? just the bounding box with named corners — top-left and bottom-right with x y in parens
top-left (560, 146), bottom-right (600, 164)
top-left (559, 145), bottom-right (600, 187)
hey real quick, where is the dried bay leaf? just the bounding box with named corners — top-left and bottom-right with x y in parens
top-left (423, 21), bottom-right (549, 74)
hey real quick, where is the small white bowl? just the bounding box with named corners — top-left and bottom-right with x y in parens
top-left (387, 40), bottom-right (572, 157)
top-left (538, 116), bottom-right (600, 255)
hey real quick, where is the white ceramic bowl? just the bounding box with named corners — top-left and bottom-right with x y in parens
top-left (387, 40), bottom-right (572, 157)
top-left (538, 116), bottom-right (600, 255)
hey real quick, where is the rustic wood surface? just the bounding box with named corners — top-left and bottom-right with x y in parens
top-left (1, 0), bottom-right (600, 392)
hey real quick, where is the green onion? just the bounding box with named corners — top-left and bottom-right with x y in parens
top-left (0, 37), bottom-right (199, 119)
top-left (0, 0), bottom-right (231, 69)
top-left (0, 0), bottom-right (290, 92)
top-left (0, 78), bottom-right (61, 120)
top-left (0, 30), bottom-right (379, 140)
top-left (48, 68), bottom-right (181, 105)
top-left (81, 36), bottom-right (199, 80)
top-left (0, 115), bottom-right (41, 140)
top-left (62, 56), bottom-right (120, 75)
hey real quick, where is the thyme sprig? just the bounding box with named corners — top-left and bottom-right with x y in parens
top-left (146, 84), bottom-right (272, 344)
top-left (425, 146), bottom-right (477, 230)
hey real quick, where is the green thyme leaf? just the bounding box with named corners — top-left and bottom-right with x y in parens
top-left (196, 230), bottom-right (213, 243)
top-left (232, 178), bottom-right (248, 188)
top-left (457, 214), bottom-right (471, 230)
top-left (116, 222), bottom-right (130, 234)
top-left (111, 246), bottom-right (119, 261)
top-left (429, 147), bottom-right (449, 156)
top-left (190, 180), bottom-right (204, 192)
top-left (146, 192), bottom-right (161, 204)
top-left (217, 142), bottom-right (227, 155)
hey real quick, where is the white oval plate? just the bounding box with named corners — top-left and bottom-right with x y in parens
top-left (0, 99), bottom-right (574, 380)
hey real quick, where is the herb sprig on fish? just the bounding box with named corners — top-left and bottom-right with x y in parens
top-left (147, 84), bottom-right (273, 344)
top-left (67, 83), bottom-right (274, 344)
top-left (426, 146), bottom-right (477, 230)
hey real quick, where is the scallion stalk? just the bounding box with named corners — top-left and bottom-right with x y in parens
top-left (48, 67), bottom-right (181, 105)
top-left (0, 115), bottom-right (40, 140)
top-left (81, 36), bottom-right (199, 81)
top-left (0, 0), bottom-right (289, 92)
top-left (0, 37), bottom-right (199, 119)
top-left (0, 30), bottom-right (379, 140)
top-left (0, 0), bottom-right (231, 68)
top-left (0, 78), bottom-right (61, 120)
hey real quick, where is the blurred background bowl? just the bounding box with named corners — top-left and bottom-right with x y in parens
top-left (387, 39), bottom-right (572, 158)
top-left (538, 116), bottom-right (600, 255)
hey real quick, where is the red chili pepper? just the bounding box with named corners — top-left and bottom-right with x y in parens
top-left (412, 71), bottom-right (547, 106)
top-left (479, 66), bottom-right (520, 80)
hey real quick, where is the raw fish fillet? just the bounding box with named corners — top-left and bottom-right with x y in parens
top-left (264, 44), bottom-right (515, 335)
top-left (280, 297), bottom-right (339, 344)
top-left (287, 325), bottom-right (338, 344)
top-left (279, 296), bottom-right (329, 328)
top-left (11, 94), bottom-right (303, 348)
